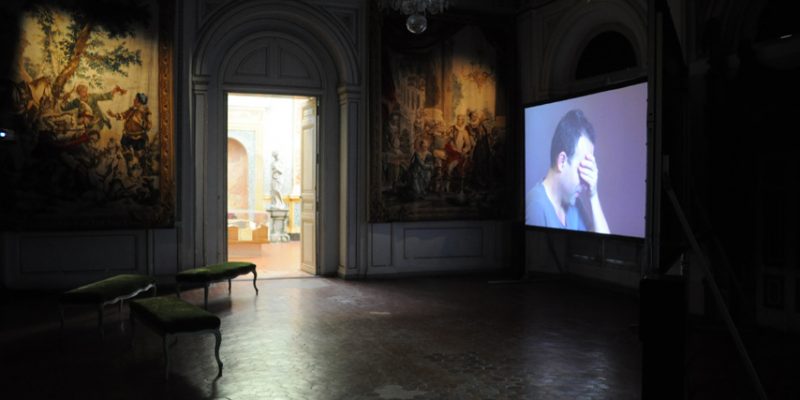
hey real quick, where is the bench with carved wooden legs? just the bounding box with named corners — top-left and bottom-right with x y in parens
top-left (129, 296), bottom-right (223, 380)
top-left (175, 261), bottom-right (258, 309)
top-left (59, 274), bottom-right (156, 339)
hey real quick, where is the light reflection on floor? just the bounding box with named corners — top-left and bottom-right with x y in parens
top-left (4, 277), bottom-right (644, 399)
top-left (228, 240), bottom-right (311, 279)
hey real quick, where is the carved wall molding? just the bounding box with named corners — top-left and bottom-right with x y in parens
top-left (322, 4), bottom-right (360, 51)
top-left (222, 33), bottom-right (324, 89)
top-left (194, 0), bottom-right (359, 85)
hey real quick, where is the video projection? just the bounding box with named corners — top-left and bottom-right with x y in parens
top-left (524, 81), bottom-right (647, 238)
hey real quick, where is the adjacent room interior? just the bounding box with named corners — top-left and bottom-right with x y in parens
top-left (226, 93), bottom-right (316, 279)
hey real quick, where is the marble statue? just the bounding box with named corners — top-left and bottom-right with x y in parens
top-left (269, 151), bottom-right (287, 210)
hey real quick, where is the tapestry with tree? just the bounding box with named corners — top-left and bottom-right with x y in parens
top-left (1, 0), bottom-right (174, 229)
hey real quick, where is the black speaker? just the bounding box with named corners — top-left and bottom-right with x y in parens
top-left (640, 274), bottom-right (687, 400)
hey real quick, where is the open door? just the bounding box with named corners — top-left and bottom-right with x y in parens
top-left (300, 98), bottom-right (317, 274)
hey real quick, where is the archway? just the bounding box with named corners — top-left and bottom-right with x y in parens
top-left (541, 0), bottom-right (646, 96)
top-left (188, 0), bottom-right (364, 276)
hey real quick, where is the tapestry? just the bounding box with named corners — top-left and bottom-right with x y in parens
top-left (369, 17), bottom-right (511, 222)
top-left (0, 0), bottom-right (174, 229)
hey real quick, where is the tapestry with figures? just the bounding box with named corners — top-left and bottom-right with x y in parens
top-left (0, 0), bottom-right (174, 229)
top-left (369, 16), bottom-right (512, 222)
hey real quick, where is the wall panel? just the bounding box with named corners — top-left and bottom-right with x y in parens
top-left (6, 231), bottom-right (148, 289)
top-left (367, 221), bottom-right (505, 276)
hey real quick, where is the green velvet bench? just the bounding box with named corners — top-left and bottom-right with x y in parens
top-left (59, 274), bottom-right (157, 339)
top-left (129, 296), bottom-right (223, 379)
top-left (175, 261), bottom-right (259, 309)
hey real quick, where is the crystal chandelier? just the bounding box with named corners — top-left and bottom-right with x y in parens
top-left (378, 0), bottom-right (451, 34)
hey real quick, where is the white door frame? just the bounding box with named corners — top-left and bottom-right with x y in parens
top-left (221, 90), bottom-right (321, 275)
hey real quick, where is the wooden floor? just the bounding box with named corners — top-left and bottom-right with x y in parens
top-left (228, 240), bottom-right (311, 279)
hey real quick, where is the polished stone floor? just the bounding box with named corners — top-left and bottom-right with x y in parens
top-left (1, 276), bottom-right (640, 399)
top-left (1, 276), bottom-right (795, 399)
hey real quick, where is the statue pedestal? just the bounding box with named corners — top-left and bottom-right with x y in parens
top-left (268, 208), bottom-right (290, 243)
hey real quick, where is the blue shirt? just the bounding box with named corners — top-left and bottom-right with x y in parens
top-left (525, 181), bottom-right (586, 231)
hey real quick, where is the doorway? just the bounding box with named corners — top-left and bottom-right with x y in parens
top-left (226, 92), bottom-right (317, 278)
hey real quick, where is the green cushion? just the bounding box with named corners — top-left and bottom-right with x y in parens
top-left (61, 274), bottom-right (155, 304)
top-left (130, 297), bottom-right (220, 333)
top-left (175, 262), bottom-right (256, 283)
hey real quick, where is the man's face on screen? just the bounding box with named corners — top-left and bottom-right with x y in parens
top-left (559, 134), bottom-right (594, 207)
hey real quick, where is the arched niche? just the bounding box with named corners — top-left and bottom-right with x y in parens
top-left (189, 0), bottom-right (363, 277)
top-left (227, 138), bottom-right (250, 212)
top-left (575, 30), bottom-right (638, 80)
top-left (542, 0), bottom-right (646, 96)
